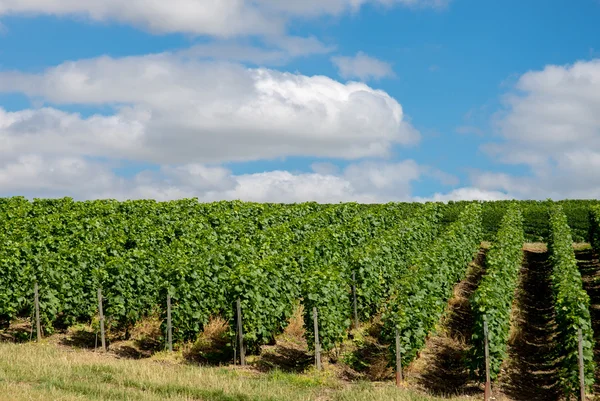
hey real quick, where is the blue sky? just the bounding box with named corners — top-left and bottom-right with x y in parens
top-left (1, 0), bottom-right (600, 202)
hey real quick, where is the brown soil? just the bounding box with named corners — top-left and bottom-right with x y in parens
top-left (257, 308), bottom-right (313, 374)
top-left (0, 318), bottom-right (35, 343)
top-left (407, 248), bottom-right (487, 397)
top-left (496, 248), bottom-right (561, 401)
top-left (576, 247), bottom-right (600, 398)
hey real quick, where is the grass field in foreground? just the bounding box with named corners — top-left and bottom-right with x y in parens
top-left (0, 342), bottom-right (472, 401)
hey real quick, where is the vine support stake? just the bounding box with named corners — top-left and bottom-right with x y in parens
top-left (313, 307), bottom-right (321, 371)
top-left (97, 288), bottom-right (106, 352)
top-left (34, 282), bottom-right (42, 342)
top-left (578, 327), bottom-right (586, 401)
top-left (484, 317), bottom-right (491, 401)
top-left (352, 271), bottom-right (358, 330)
top-left (167, 294), bottom-right (173, 352)
top-left (395, 327), bottom-right (403, 386)
top-left (236, 298), bottom-right (245, 366)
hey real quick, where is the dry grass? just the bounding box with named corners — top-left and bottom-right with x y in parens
top-left (522, 242), bottom-right (547, 252)
top-left (341, 320), bottom-right (394, 382)
top-left (130, 313), bottom-right (163, 349)
top-left (573, 242), bottom-right (592, 251)
top-left (256, 305), bottom-right (313, 374)
top-left (202, 316), bottom-right (230, 340)
top-left (522, 242), bottom-right (590, 253)
top-left (0, 341), bottom-right (474, 401)
top-left (283, 304), bottom-right (305, 340)
top-left (184, 316), bottom-right (233, 365)
top-left (505, 249), bottom-right (528, 348)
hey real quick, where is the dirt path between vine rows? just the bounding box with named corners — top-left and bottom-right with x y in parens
top-left (576, 246), bottom-right (600, 396)
top-left (496, 247), bottom-right (561, 401)
top-left (407, 248), bottom-right (487, 397)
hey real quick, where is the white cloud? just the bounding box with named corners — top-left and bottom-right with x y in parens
top-left (0, 0), bottom-right (456, 203)
top-left (0, 156), bottom-right (438, 203)
top-left (343, 160), bottom-right (420, 195)
top-left (416, 187), bottom-right (513, 202)
top-left (0, 155), bottom-right (121, 197)
top-left (179, 36), bottom-right (335, 66)
top-left (332, 52), bottom-right (395, 81)
top-left (475, 58), bottom-right (600, 199)
top-left (310, 162), bottom-right (340, 175)
top-left (0, 0), bottom-right (282, 37)
top-left (0, 53), bottom-right (419, 165)
top-left (0, 0), bottom-right (449, 37)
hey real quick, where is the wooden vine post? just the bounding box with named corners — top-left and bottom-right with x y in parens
top-left (97, 288), bottom-right (106, 352)
top-left (395, 327), bottom-right (403, 386)
top-left (236, 298), bottom-right (245, 366)
top-left (313, 307), bottom-right (322, 370)
top-left (167, 293), bottom-right (173, 352)
top-left (352, 271), bottom-right (358, 330)
top-left (578, 328), bottom-right (586, 401)
top-left (484, 317), bottom-right (491, 401)
top-left (34, 282), bottom-right (42, 342)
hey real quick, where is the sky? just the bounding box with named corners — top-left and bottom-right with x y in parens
top-left (0, 0), bottom-right (599, 203)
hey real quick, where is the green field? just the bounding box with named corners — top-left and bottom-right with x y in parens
top-left (2, 198), bottom-right (600, 400)
top-left (0, 342), bottom-right (473, 401)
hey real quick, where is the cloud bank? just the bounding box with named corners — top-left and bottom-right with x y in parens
top-left (0, 0), bottom-right (448, 37)
top-left (0, 53), bottom-right (419, 165)
top-left (332, 52), bottom-right (395, 81)
top-left (478, 59), bottom-right (600, 199)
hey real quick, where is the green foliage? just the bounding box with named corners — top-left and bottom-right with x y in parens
top-left (439, 201), bottom-right (465, 227)
top-left (294, 203), bottom-right (423, 351)
top-left (384, 203), bottom-right (483, 364)
top-left (224, 202), bottom-right (364, 350)
top-left (350, 203), bottom-right (442, 321)
top-left (589, 205), bottom-right (600, 251)
top-left (163, 202), bottom-right (358, 346)
top-left (1, 196), bottom-right (598, 374)
top-left (302, 266), bottom-right (351, 351)
top-left (549, 204), bottom-right (595, 395)
top-left (513, 199), bottom-right (594, 242)
top-left (470, 204), bottom-right (524, 380)
top-left (559, 200), bottom-right (596, 243)
top-left (446, 200), bottom-right (595, 243)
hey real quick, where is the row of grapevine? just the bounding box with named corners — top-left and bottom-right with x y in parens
top-left (166, 202), bottom-right (365, 345)
top-left (548, 205), bottom-right (595, 395)
top-left (4, 196), bottom-right (599, 384)
top-left (229, 202), bottom-right (424, 351)
top-left (350, 204), bottom-right (443, 322)
top-left (589, 205), bottom-right (600, 251)
top-left (384, 202), bottom-right (483, 364)
top-left (300, 203), bottom-right (441, 351)
top-left (0, 197), bottom-right (430, 354)
top-left (469, 204), bottom-right (524, 380)
top-left (443, 199), bottom-right (597, 242)
top-left (0, 198), bottom-right (332, 334)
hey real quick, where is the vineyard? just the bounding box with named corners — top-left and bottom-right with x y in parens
top-left (2, 197), bottom-right (600, 400)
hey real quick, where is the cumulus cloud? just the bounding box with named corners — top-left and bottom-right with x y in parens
top-left (0, 0), bottom-right (281, 37)
top-left (332, 52), bottom-right (395, 81)
top-left (0, 53), bottom-right (419, 165)
top-left (0, 0), bottom-right (449, 36)
top-left (0, 0), bottom-right (459, 203)
top-left (179, 36), bottom-right (335, 66)
top-left (0, 156), bottom-right (438, 203)
top-left (416, 187), bottom-right (513, 202)
top-left (475, 59), bottom-right (600, 199)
